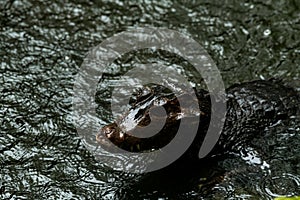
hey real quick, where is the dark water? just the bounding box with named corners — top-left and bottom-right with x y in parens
top-left (1, 0), bottom-right (300, 199)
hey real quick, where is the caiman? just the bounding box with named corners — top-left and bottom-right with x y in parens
top-left (96, 79), bottom-right (299, 165)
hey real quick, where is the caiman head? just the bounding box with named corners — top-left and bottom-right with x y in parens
top-left (96, 85), bottom-right (211, 153)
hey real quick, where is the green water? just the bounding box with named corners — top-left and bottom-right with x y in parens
top-left (1, 0), bottom-right (299, 199)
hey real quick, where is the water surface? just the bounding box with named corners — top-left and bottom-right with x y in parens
top-left (1, 0), bottom-right (299, 199)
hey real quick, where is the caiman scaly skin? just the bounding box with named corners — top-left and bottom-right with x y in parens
top-left (96, 79), bottom-right (299, 160)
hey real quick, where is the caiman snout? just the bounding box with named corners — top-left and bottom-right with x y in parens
top-left (96, 123), bottom-right (125, 146)
top-left (102, 125), bottom-right (117, 139)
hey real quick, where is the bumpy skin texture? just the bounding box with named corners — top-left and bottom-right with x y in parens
top-left (219, 80), bottom-right (299, 153)
top-left (96, 80), bottom-right (299, 159)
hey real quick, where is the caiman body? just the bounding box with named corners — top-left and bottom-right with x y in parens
top-left (96, 79), bottom-right (299, 161)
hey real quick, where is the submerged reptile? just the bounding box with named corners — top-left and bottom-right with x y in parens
top-left (96, 79), bottom-right (299, 162)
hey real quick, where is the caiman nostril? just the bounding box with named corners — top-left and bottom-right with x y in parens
top-left (100, 123), bottom-right (119, 139)
top-left (96, 125), bottom-right (116, 142)
top-left (104, 127), bottom-right (115, 138)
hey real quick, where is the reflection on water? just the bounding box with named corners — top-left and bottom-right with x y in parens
top-left (1, 0), bottom-right (299, 199)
